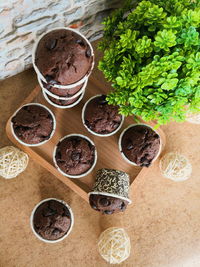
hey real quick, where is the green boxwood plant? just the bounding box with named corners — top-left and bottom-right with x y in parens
top-left (98, 0), bottom-right (200, 125)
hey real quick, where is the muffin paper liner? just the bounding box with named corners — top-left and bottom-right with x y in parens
top-left (82, 94), bottom-right (124, 137)
top-left (42, 88), bottom-right (85, 109)
top-left (32, 27), bottom-right (95, 89)
top-left (11, 103), bottom-right (56, 147)
top-left (118, 123), bottom-right (162, 167)
top-left (38, 76), bottom-right (88, 100)
top-left (53, 134), bottom-right (97, 179)
top-left (88, 168), bottom-right (131, 203)
top-left (30, 198), bottom-right (74, 243)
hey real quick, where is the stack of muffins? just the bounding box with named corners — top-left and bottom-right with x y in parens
top-left (10, 27), bottom-right (162, 243)
top-left (33, 28), bottom-right (94, 109)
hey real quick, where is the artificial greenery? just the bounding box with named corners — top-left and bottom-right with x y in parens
top-left (98, 0), bottom-right (200, 125)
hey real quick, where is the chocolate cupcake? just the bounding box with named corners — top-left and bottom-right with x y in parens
top-left (30, 198), bottom-right (74, 243)
top-left (53, 134), bottom-right (97, 178)
top-left (33, 27), bottom-right (94, 89)
top-left (82, 95), bottom-right (124, 136)
top-left (38, 76), bottom-right (87, 101)
top-left (42, 89), bottom-right (85, 109)
top-left (11, 103), bottom-right (56, 146)
top-left (119, 124), bottom-right (161, 167)
top-left (89, 169), bottom-right (131, 215)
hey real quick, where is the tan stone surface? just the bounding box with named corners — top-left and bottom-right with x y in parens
top-left (0, 44), bottom-right (200, 267)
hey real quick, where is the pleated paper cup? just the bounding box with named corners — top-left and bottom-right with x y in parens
top-left (53, 134), bottom-right (97, 179)
top-left (118, 123), bottom-right (162, 167)
top-left (42, 88), bottom-right (85, 109)
top-left (88, 168), bottom-right (132, 204)
top-left (38, 76), bottom-right (88, 100)
top-left (82, 95), bottom-right (124, 137)
top-left (11, 103), bottom-right (56, 147)
top-left (32, 27), bottom-right (94, 89)
top-left (30, 198), bottom-right (74, 243)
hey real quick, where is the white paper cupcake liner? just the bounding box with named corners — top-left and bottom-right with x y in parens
top-left (32, 27), bottom-right (95, 89)
top-left (11, 103), bottom-right (56, 147)
top-left (82, 94), bottom-right (124, 137)
top-left (118, 123), bottom-right (162, 167)
top-left (30, 198), bottom-right (74, 243)
top-left (88, 192), bottom-right (132, 204)
top-left (53, 134), bottom-right (97, 179)
top-left (38, 76), bottom-right (88, 100)
top-left (42, 88), bottom-right (85, 109)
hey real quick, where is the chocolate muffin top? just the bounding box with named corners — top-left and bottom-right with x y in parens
top-left (55, 136), bottom-right (95, 175)
top-left (33, 200), bottom-right (71, 241)
top-left (89, 194), bottom-right (128, 215)
top-left (35, 29), bottom-right (93, 85)
top-left (84, 95), bottom-right (122, 134)
top-left (11, 105), bottom-right (54, 144)
top-left (121, 125), bottom-right (160, 167)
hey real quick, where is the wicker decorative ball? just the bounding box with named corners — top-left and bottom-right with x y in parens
top-left (0, 146), bottom-right (29, 179)
top-left (98, 227), bottom-right (131, 264)
top-left (186, 112), bottom-right (200, 124)
top-left (160, 152), bottom-right (192, 182)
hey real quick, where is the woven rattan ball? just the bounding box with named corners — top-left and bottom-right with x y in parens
top-left (186, 112), bottom-right (200, 124)
top-left (160, 152), bottom-right (192, 182)
top-left (98, 227), bottom-right (131, 264)
top-left (0, 146), bottom-right (29, 179)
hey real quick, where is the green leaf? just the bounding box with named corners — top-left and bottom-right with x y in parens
top-left (161, 79), bottom-right (179, 90)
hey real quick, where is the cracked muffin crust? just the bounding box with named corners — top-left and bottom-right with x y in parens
top-left (55, 136), bottom-right (96, 176)
top-left (11, 104), bottom-right (54, 144)
top-left (121, 125), bottom-right (160, 167)
top-left (33, 199), bottom-right (71, 241)
top-left (84, 95), bottom-right (122, 135)
top-left (89, 194), bottom-right (129, 215)
top-left (35, 29), bottom-right (93, 86)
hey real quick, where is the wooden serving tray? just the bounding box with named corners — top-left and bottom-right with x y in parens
top-left (6, 74), bottom-right (166, 203)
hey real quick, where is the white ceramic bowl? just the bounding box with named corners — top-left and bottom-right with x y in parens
top-left (30, 198), bottom-right (74, 243)
top-left (11, 103), bottom-right (56, 147)
top-left (32, 27), bottom-right (94, 89)
top-left (53, 134), bottom-right (97, 178)
top-left (118, 123), bottom-right (162, 166)
top-left (82, 94), bottom-right (124, 137)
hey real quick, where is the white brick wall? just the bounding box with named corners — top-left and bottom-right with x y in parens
top-left (0, 0), bottom-right (122, 80)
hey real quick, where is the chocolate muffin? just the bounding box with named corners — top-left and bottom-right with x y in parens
top-left (42, 79), bottom-right (83, 97)
top-left (33, 199), bottom-right (71, 241)
top-left (11, 104), bottom-right (54, 145)
top-left (84, 95), bottom-right (122, 135)
top-left (89, 194), bottom-right (129, 215)
top-left (121, 125), bottom-right (160, 167)
top-left (55, 136), bottom-right (96, 176)
top-left (48, 94), bottom-right (80, 106)
top-left (35, 29), bottom-right (93, 86)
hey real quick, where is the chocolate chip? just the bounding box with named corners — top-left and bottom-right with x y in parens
top-left (104, 210), bottom-right (113, 215)
top-left (43, 207), bottom-right (56, 217)
top-left (76, 39), bottom-right (85, 46)
top-left (85, 48), bottom-right (91, 57)
top-left (91, 203), bottom-right (98, 210)
top-left (127, 143), bottom-right (133, 150)
top-left (154, 134), bottom-right (159, 139)
top-left (99, 95), bottom-right (108, 105)
top-left (63, 207), bottom-right (70, 217)
top-left (71, 152), bottom-right (81, 161)
top-left (99, 198), bottom-right (111, 207)
top-left (45, 39), bottom-right (57, 50)
top-left (52, 228), bottom-right (61, 235)
top-left (121, 202), bottom-right (126, 211)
